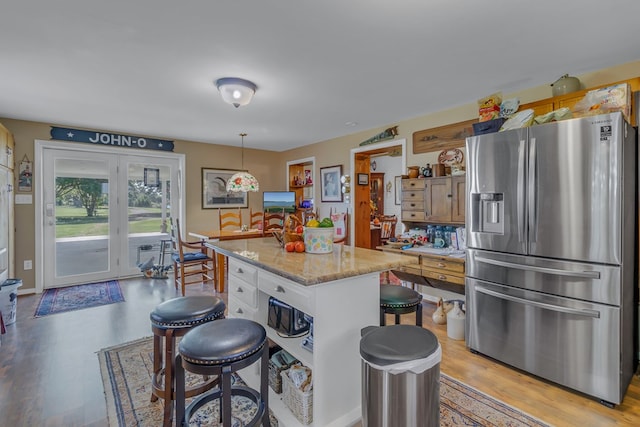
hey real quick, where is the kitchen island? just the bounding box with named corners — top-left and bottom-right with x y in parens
top-left (207, 237), bottom-right (413, 427)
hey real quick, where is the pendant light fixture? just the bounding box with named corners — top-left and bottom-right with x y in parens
top-left (215, 77), bottom-right (257, 108)
top-left (226, 133), bottom-right (259, 192)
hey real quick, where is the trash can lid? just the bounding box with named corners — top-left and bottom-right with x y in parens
top-left (0, 279), bottom-right (23, 289)
top-left (360, 325), bottom-right (439, 366)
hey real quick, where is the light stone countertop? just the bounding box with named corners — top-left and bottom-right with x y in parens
top-left (207, 237), bottom-right (413, 286)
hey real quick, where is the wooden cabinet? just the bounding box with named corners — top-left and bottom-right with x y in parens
top-left (370, 172), bottom-right (384, 215)
top-left (401, 178), bottom-right (426, 222)
top-left (378, 246), bottom-right (465, 288)
top-left (401, 176), bottom-right (465, 224)
top-left (520, 77), bottom-right (640, 126)
top-left (288, 161), bottom-right (313, 221)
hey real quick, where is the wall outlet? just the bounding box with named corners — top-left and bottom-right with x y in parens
top-left (24, 260), bottom-right (32, 270)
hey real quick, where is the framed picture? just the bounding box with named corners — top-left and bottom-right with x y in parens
top-left (357, 173), bottom-right (369, 185)
top-left (320, 165), bottom-right (343, 202)
top-left (201, 168), bottom-right (248, 209)
top-left (144, 168), bottom-right (160, 187)
top-left (394, 176), bottom-right (402, 205)
top-left (18, 157), bottom-right (33, 192)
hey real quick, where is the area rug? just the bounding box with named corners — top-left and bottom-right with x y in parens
top-left (35, 280), bottom-right (124, 317)
top-left (98, 336), bottom-right (550, 427)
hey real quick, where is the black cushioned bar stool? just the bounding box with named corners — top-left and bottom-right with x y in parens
top-left (150, 295), bottom-right (226, 427)
top-left (380, 284), bottom-right (423, 327)
top-left (175, 318), bottom-right (270, 427)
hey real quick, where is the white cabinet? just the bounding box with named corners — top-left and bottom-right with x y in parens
top-left (0, 123), bottom-right (14, 282)
top-left (227, 257), bottom-right (379, 427)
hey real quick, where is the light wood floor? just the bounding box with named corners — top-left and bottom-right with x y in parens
top-left (0, 277), bottom-right (639, 426)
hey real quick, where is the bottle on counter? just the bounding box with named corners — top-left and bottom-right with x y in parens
top-left (426, 225), bottom-right (435, 243)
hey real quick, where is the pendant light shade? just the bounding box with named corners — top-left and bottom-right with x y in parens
top-left (226, 133), bottom-right (259, 192)
top-left (216, 77), bottom-right (257, 108)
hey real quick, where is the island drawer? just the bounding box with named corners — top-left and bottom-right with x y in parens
top-left (228, 295), bottom-right (258, 321)
top-left (229, 258), bottom-right (258, 285)
top-left (258, 270), bottom-right (313, 317)
top-left (394, 263), bottom-right (422, 277)
top-left (229, 276), bottom-right (258, 308)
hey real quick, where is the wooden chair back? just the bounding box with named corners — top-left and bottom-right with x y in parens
top-left (170, 217), bottom-right (215, 295)
top-left (219, 208), bottom-right (242, 230)
top-left (250, 209), bottom-right (264, 231)
top-left (379, 215), bottom-right (397, 241)
top-left (264, 209), bottom-right (285, 232)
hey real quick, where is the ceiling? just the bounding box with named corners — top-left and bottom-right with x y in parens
top-left (1, 1), bottom-right (639, 152)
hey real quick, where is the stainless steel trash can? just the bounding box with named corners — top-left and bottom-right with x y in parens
top-left (360, 325), bottom-right (441, 427)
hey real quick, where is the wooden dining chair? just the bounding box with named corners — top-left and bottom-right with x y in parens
top-left (249, 209), bottom-right (264, 231)
top-left (263, 209), bottom-right (285, 232)
top-left (218, 208), bottom-right (242, 230)
top-left (379, 215), bottom-right (398, 245)
top-left (170, 218), bottom-right (215, 296)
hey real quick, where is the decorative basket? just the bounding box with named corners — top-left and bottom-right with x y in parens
top-left (273, 215), bottom-right (303, 247)
top-left (268, 350), bottom-right (298, 394)
top-left (281, 368), bottom-right (313, 424)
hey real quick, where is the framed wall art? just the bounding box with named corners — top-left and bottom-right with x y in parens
top-left (201, 168), bottom-right (248, 209)
top-left (320, 165), bottom-right (342, 202)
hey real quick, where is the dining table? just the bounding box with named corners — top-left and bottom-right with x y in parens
top-left (188, 228), bottom-right (266, 292)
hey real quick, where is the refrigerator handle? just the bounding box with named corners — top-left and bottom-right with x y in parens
top-left (476, 286), bottom-right (601, 318)
top-left (517, 140), bottom-right (526, 242)
top-left (528, 137), bottom-right (537, 243)
top-left (475, 255), bottom-right (601, 279)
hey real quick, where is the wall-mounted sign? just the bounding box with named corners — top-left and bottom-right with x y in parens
top-left (50, 127), bottom-right (174, 152)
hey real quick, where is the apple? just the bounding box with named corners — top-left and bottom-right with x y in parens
top-left (294, 241), bottom-right (305, 253)
top-left (285, 242), bottom-right (296, 252)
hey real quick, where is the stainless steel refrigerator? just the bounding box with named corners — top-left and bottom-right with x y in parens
top-left (465, 112), bottom-right (637, 406)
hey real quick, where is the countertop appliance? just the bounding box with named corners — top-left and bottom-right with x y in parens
top-left (465, 112), bottom-right (637, 406)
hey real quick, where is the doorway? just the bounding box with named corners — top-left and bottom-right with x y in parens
top-left (350, 139), bottom-right (406, 248)
top-left (35, 141), bottom-right (184, 291)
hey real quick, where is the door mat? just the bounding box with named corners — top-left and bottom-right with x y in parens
top-left (35, 280), bottom-right (124, 317)
top-left (98, 336), bottom-right (550, 427)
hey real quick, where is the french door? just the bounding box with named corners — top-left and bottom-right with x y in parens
top-left (39, 144), bottom-right (181, 289)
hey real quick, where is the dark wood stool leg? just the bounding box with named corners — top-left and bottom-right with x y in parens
top-left (162, 329), bottom-right (176, 427)
top-left (221, 365), bottom-right (233, 427)
top-left (395, 313), bottom-right (401, 324)
top-left (174, 354), bottom-right (185, 427)
top-left (380, 308), bottom-right (386, 326)
top-left (416, 303), bottom-right (423, 327)
top-left (151, 333), bottom-right (162, 402)
top-left (261, 346), bottom-right (271, 426)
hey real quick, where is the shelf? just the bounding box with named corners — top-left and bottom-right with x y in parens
top-left (266, 326), bottom-right (314, 369)
top-left (290, 184), bottom-right (312, 188)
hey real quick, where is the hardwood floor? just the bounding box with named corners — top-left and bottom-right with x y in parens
top-left (0, 278), bottom-right (638, 426)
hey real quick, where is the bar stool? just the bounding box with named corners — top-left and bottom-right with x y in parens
top-left (380, 284), bottom-right (423, 327)
top-left (150, 296), bottom-right (226, 427)
top-left (175, 318), bottom-right (270, 427)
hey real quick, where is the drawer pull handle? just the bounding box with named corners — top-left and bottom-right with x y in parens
top-left (410, 203), bottom-right (416, 207)
top-left (438, 275), bottom-right (446, 280)
top-left (235, 308), bottom-right (243, 314)
top-left (235, 268), bottom-right (243, 273)
top-left (437, 263), bottom-right (445, 268)
top-left (275, 285), bottom-right (285, 293)
top-left (236, 287), bottom-right (243, 293)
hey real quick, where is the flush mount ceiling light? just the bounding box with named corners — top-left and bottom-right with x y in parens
top-left (215, 77), bottom-right (257, 108)
top-left (227, 133), bottom-right (259, 192)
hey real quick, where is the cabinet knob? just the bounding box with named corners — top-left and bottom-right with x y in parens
top-left (275, 285), bottom-right (285, 293)
top-left (236, 287), bottom-right (243, 293)
top-left (235, 308), bottom-right (244, 314)
top-left (235, 268), bottom-right (243, 273)
top-left (438, 275), bottom-right (446, 280)
top-left (410, 203), bottom-right (416, 207)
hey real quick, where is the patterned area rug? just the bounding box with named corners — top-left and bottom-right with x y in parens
top-left (98, 337), bottom-right (550, 427)
top-left (35, 280), bottom-right (125, 317)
